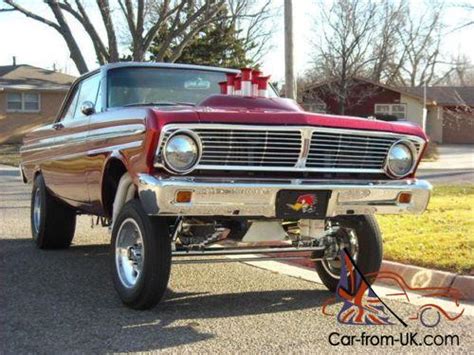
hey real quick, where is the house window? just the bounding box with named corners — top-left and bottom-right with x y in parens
top-left (374, 104), bottom-right (406, 120)
top-left (7, 93), bottom-right (40, 112)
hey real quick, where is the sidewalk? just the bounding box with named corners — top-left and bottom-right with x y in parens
top-left (259, 253), bottom-right (474, 301)
top-left (419, 144), bottom-right (474, 170)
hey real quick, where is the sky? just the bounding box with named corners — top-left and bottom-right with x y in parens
top-left (0, 0), bottom-right (473, 82)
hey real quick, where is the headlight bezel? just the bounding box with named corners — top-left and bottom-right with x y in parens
top-left (385, 140), bottom-right (417, 178)
top-left (162, 130), bottom-right (201, 174)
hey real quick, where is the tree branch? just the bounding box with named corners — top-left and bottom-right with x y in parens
top-left (4, 0), bottom-right (60, 30)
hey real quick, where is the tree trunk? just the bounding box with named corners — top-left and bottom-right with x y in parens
top-left (47, 1), bottom-right (89, 73)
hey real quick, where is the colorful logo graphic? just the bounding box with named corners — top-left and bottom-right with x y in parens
top-left (322, 249), bottom-right (465, 327)
top-left (286, 193), bottom-right (317, 213)
top-left (335, 252), bottom-right (394, 325)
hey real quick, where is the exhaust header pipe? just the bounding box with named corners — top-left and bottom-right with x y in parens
top-left (223, 68), bottom-right (271, 98)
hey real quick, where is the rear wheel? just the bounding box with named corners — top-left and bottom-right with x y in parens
top-left (112, 199), bottom-right (172, 310)
top-left (31, 174), bottom-right (76, 249)
top-left (314, 215), bottom-right (383, 292)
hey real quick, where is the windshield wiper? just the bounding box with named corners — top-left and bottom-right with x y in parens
top-left (123, 101), bottom-right (195, 107)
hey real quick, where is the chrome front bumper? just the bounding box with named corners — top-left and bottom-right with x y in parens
top-left (137, 175), bottom-right (432, 217)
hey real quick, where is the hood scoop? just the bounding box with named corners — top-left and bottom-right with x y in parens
top-left (197, 95), bottom-right (303, 112)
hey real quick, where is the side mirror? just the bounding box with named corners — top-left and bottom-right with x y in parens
top-left (81, 101), bottom-right (95, 116)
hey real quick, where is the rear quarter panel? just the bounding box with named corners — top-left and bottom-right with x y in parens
top-left (21, 124), bottom-right (58, 184)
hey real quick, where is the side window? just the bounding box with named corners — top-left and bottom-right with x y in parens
top-left (73, 74), bottom-right (101, 118)
top-left (61, 87), bottom-right (80, 122)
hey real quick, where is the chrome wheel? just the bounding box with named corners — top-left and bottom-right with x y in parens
top-left (321, 228), bottom-right (359, 279)
top-left (33, 188), bottom-right (41, 235)
top-left (115, 218), bottom-right (144, 289)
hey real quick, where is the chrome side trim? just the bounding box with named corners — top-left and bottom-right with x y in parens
top-left (21, 140), bottom-right (143, 165)
top-left (20, 124), bottom-right (146, 154)
top-left (87, 141), bottom-right (143, 156)
top-left (154, 123), bottom-right (426, 175)
top-left (137, 175), bottom-right (432, 217)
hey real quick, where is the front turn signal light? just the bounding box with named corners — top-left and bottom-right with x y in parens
top-left (176, 190), bottom-right (192, 203)
top-left (398, 192), bottom-right (412, 204)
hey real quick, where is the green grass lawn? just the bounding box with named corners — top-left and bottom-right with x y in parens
top-left (377, 185), bottom-right (474, 274)
top-left (0, 144), bottom-right (21, 166)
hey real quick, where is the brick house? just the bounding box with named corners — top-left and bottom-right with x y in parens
top-left (302, 78), bottom-right (474, 144)
top-left (0, 64), bottom-right (75, 144)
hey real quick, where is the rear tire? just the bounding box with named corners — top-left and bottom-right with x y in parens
top-left (315, 215), bottom-right (383, 292)
top-left (31, 174), bottom-right (76, 249)
top-left (111, 199), bottom-right (172, 310)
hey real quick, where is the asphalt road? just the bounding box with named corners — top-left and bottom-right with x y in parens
top-left (0, 166), bottom-right (472, 353)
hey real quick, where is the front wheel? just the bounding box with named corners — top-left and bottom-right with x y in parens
top-left (314, 215), bottom-right (383, 292)
top-left (111, 199), bottom-right (171, 310)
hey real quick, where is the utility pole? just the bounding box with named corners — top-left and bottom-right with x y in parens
top-left (284, 0), bottom-right (296, 100)
top-left (422, 83), bottom-right (427, 132)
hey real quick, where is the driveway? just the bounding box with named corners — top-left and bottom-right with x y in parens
top-left (418, 145), bottom-right (474, 184)
top-left (0, 165), bottom-right (473, 353)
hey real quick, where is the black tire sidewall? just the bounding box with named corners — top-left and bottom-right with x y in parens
top-left (31, 175), bottom-right (49, 247)
top-left (315, 215), bottom-right (383, 292)
top-left (111, 200), bottom-right (171, 309)
top-left (31, 174), bottom-right (76, 249)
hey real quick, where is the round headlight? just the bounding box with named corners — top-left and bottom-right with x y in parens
top-left (386, 141), bottom-right (414, 177)
top-left (163, 133), bottom-right (199, 173)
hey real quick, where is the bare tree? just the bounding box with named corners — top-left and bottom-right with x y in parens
top-left (370, 0), bottom-right (407, 84)
top-left (149, 0), bottom-right (274, 64)
top-left (311, 0), bottom-right (379, 114)
top-left (307, 0), bottom-right (450, 113)
top-left (452, 1), bottom-right (474, 30)
top-left (436, 54), bottom-right (474, 86)
top-left (394, 2), bottom-right (444, 86)
top-left (226, 0), bottom-right (275, 64)
top-left (2, 0), bottom-right (89, 73)
top-left (140, 0), bottom-right (226, 62)
top-left (2, 0), bottom-right (272, 74)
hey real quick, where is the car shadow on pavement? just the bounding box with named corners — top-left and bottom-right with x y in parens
top-left (0, 239), bottom-right (328, 352)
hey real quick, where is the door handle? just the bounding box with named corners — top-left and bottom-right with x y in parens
top-left (53, 122), bottom-right (64, 130)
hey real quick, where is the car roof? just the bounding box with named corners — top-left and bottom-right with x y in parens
top-left (101, 62), bottom-right (240, 75)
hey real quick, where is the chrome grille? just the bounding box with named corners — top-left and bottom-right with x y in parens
top-left (307, 131), bottom-right (397, 169)
top-left (156, 124), bottom-right (425, 174)
top-left (195, 129), bottom-right (301, 166)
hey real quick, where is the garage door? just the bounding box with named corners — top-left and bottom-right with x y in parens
top-left (443, 111), bottom-right (474, 144)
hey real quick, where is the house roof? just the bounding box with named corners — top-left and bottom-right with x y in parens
top-left (400, 86), bottom-right (474, 106)
top-left (0, 64), bottom-right (75, 91)
top-left (304, 77), bottom-right (434, 104)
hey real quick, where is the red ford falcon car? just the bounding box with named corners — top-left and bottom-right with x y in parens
top-left (20, 63), bottom-right (431, 309)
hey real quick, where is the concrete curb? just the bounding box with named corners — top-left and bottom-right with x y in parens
top-left (270, 253), bottom-right (474, 301)
top-left (379, 261), bottom-right (474, 300)
top-left (380, 261), bottom-right (474, 301)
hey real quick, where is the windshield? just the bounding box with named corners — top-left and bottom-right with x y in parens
top-left (107, 67), bottom-right (276, 108)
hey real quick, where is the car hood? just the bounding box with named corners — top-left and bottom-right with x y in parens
top-left (151, 95), bottom-right (427, 139)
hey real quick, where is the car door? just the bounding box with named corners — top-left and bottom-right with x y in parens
top-left (46, 73), bottom-right (101, 207)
